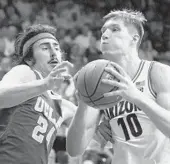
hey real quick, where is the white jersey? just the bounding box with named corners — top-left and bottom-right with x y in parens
top-left (104, 60), bottom-right (170, 164)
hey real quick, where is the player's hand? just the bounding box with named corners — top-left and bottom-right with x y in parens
top-left (74, 89), bottom-right (88, 108)
top-left (95, 120), bottom-right (114, 145)
top-left (73, 70), bottom-right (80, 88)
top-left (101, 62), bottom-right (140, 103)
top-left (45, 61), bottom-right (74, 90)
top-left (73, 70), bottom-right (87, 107)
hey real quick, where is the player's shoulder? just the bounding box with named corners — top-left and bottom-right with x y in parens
top-left (150, 61), bottom-right (170, 93)
top-left (151, 61), bottom-right (170, 74)
top-left (10, 64), bottom-right (32, 71)
top-left (2, 64), bottom-right (36, 84)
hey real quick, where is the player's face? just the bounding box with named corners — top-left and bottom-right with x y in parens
top-left (32, 38), bottom-right (62, 75)
top-left (101, 18), bottom-right (133, 55)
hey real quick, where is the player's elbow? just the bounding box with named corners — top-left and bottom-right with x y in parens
top-left (0, 97), bottom-right (13, 109)
top-left (66, 140), bottom-right (83, 157)
top-left (66, 132), bottom-right (85, 157)
top-left (66, 148), bottom-right (81, 157)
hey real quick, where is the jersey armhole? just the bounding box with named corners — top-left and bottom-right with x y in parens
top-left (148, 61), bottom-right (157, 98)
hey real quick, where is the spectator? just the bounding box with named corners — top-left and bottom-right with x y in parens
top-left (63, 28), bottom-right (78, 46)
top-left (139, 39), bottom-right (158, 61)
top-left (3, 25), bottom-right (17, 57)
top-left (74, 24), bottom-right (92, 50)
top-left (0, 9), bottom-right (6, 27)
top-left (70, 43), bottom-right (85, 75)
top-left (84, 35), bottom-right (102, 62)
top-left (0, 38), bottom-right (5, 60)
top-left (149, 29), bottom-right (165, 52)
top-left (0, 57), bottom-right (12, 80)
top-left (155, 40), bottom-right (170, 65)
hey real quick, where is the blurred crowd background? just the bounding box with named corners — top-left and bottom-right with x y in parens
top-left (0, 0), bottom-right (170, 163)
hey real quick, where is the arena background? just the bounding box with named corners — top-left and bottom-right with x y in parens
top-left (0, 0), bottom-right (170, 163)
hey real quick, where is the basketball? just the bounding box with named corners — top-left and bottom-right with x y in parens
top-left (76, 59), bottom-right (122, 108)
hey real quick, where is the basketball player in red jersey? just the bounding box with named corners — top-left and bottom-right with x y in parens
top-left (67, 9), bottom-right (170, 164)
top-left (0, 24), bottom-right (77, 164)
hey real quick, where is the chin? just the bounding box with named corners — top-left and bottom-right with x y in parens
top-left (49, 63), bottom-right (57, 68)
top-left (102, 55), bottom-right (114, 61)
top-left (100, 44), bottom-right (110, 52)
top-left (101, 46), bottom-right (119, 54)
top-left (101, 50), bottom-right (122, 62)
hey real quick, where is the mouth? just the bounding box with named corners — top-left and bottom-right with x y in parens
top-left (102, 42), bottom-right (108, 45)
top-left (48, 59), bottom-right (59, 65)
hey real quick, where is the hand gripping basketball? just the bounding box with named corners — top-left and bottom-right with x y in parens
top-left (101, 62), bottom-right (140, 104)
top-left (76, 59), bottom-right (122, 108)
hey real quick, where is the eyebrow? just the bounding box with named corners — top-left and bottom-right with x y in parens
top-left (101, 23), bottom-right (120, 32)
top-left (39, 42), bottom-right (59, 46)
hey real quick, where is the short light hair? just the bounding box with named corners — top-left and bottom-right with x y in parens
top-left (103, 9), bottom-right (147, 46)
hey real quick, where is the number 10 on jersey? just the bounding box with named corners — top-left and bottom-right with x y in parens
top-left (117, 113), bottom-right (143, 141)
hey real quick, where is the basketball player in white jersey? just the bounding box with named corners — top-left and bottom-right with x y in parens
top-left (67, 9), bottom-right (170, 164)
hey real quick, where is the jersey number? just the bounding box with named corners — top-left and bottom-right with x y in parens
top-left (117, 113), bottom-right (142, 141)
top-left (32, 116), bottom-right (55, 146)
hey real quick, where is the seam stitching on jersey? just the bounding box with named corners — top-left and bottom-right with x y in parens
top-left (133, 60), bottom-right (145, 83)
top-left (0, 105), bottom-right (22, 140)
top-left (148, 61), bottom-right (157, 98)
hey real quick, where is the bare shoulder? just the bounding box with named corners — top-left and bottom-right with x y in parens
top-left (2, 65), bottom-right (36, 84)
top-left (61, 99), bottom-right (77, 122)
top-left (61, 99), bottom-right (77, 115)
top-left (150, 61), bottom-right (170, 93)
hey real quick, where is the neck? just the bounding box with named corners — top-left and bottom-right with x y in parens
top-left (117, 56), bottom-right (142, 81)
top-left (32, 65), bottom-right (48, 78)
top-left (103, 48), bottom-right (142, 80)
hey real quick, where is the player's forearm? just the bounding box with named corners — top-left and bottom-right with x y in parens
top-left (134, 92), bottom-right (170, 137)
top-left (66, 103), bottom-right (100, 157)
top-left (0, 79), bottom-right (48, 109)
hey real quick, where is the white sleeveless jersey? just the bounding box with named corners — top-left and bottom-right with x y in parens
top-left (104, 60), bottom-right (170, 164)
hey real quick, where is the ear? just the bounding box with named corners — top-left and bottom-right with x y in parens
top-left (132, 34), bottom-right (140, 44)
top-left (24, 58), bottom-right (35, 66)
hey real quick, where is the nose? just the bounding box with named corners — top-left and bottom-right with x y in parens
top-left (50, 46), bottom-right (57, 58)
top-left (101, 29), bottom-right (110, 41)
top-left (102, 35), bottom-right (108, 40)
top-left (51, 53), bottom-right (56, 59)
top-left (50, 49), bottom-right (62, 63)
top-left (50, 52), bottom-right (58, 62)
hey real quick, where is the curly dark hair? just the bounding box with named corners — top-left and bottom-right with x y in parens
top-left (13, 24), bottom-right (57, 65)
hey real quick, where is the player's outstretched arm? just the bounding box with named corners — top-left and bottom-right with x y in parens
top-left (66, 99), bottom-right (100, 157)
top-left (0, 65), bottom-right (46, 108)
top-left (0, 61), bottom-right (72, 109)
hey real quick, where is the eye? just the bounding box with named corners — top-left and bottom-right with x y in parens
top-left (101, 28), bottom-right (106, 34)
top-left (111, 27), bottom-right (119, 32)
top-left (55, 47), bottom-right (59, 51)
top-left (42, 47), bottom-right (48, 50)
